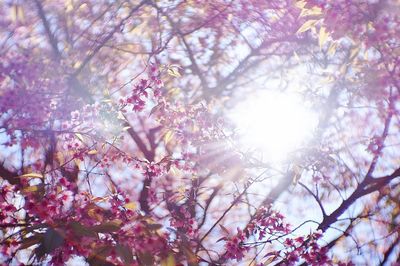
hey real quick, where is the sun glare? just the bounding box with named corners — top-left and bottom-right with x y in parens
top-left (230, 90), bottom-right (318, 162)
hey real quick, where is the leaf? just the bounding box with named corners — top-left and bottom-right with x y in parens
top-left (295, 0), bottom-right (306, 9)
top-left (219, 224), bottom-right (230, 236)
top-left (69, 221), bottom-right (97, 238)
top-left (65, 0), bottom-right (74, 12)
top-left (216, 236), bottom-right (227, 243)
top-left (43, 228), bottom-right (64, 254)
top-left (117, 111), bottom-right (127, 121)
top-left (10, 5), bottom-right (17, 22)
top-left (87, 149), bottom-right (98, 155)
top-left (161, 253), bottom-right (176, 266)
top-left (328, 42), bottom-right (338, 56)
top-left (263, 254), bottom-right (278, 265)
top-left (145, 223), bottom-right (163, 231)
top-left (299, 6), bottom-right (322, 17)
top-left (10, 5), bottom-right (24, 23)
top-left (138, 252), bottom-right (154, 266)
top-left (149, 102), bottom-right (164, 117)
top-left (296, 19), bottom-right (318, 34)
top-left (293, 51), bottom-right (300, 63)
top-left (75, 133), bottom-right (84, 142)
top-left (92, 196), bottom-right (108, 203)
top-left (122, 126), bottom-right (131, 131)
top-left (167, 67), bottom-right (181, 78)
top-left (55, 152), bottom-right (65, 165)
top-left (164, 130), bottom-right (174, 145)
top-left (22, 184), bottom-right (43, 194)
top-left (88, 245), bottom-right (114, 266)
top-left (19, 173), bottom-right (43, 179)
top-left (19, 234), bottom-right (43, 250)
top-left (116, 244), bottom-right (133, 264)
top-left (87, 205), bottom-right (104, 221)
top-left (73, 61), bottom-right (82, 69)
top-left (292, 164), bottom-right (303, 184)
top-left (109, 182), bottom-right (117, 194)
top-left (92, 220), bottom-right (122, 233)
top-left (123, 202), bottom-right (137, 210)
top-left (318, 26), bottom-right (329, 49)
top-left (168, 87), bottom-right (181, 96)
top-left (350, 46), bottom-right (360, 60)
top-left (182, 246), bottom-right (198, 265)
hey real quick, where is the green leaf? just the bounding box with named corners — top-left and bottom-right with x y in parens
top-left (145, 223), bottom-right (163, 231)
top-left (88, 245), bottom-right (114, 266)
top-left (69, 221), bottom-right (97, 238)
top-left (92, 220), bottom-right (122, 233)
top-left (161, 253), bottom-right (175, 266)
top-left (116, 244), bottom-right (133, 264)
top-left (19, 234), bottom-right (43, 250)
top-left (138, 252), bottom-right (154, 266)
top-left (43, 228), bottom-right (64, 253)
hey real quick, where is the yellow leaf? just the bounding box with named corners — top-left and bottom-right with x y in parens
top-left (350, 46), bottom-right (360, 59)
top-left (56, 152), bottom-right (65, 165)
top-left (117, 111), bottom-right (127, 121)
top-left (19, 173), bottom-right (43, 179)
top-left (161, 253), bottom-right (175, 266)
top-left (88, 149), bottom-right (98, 155)
top-left (318, 26), bottom-right (329, 49)
top-left (328, 42), bottom-right (338, 56)
top-left (65, 0), bottom-right (73, 12)
top-left (75, 133), bottom-right (84, 142)
top-left (124, 202), bottom-right (137, 210)
top-left (168, 87), bottom-right (181, 96)
top-left (340, 64), bottom-right (348, 75)
top-left (74, 158), bottom-right (81, 167)
top-left (296, 19), bottom-right (318, 34)
top-left (92, 196), bottom-right (108, 203)
top-left (295, 0), bottom-right (307, 9)
top-left (16, 5), bottom-right (24, 22)
top-left (88, 207), bottom-right (103, 221)
top-left (164, 130), bottom-right (174, 145)
top-left (167, 67), bottom-right (181, 78)
top-left (73, 61), bottom-right (82, 69)
top-left (299, 6), bottom-right (322, 17)
top-left (293, 51), bottom-right (300, 63)
top-left (169, 165), bottom-right (179, 176)
top-left (10, 5), bottom-right (17, 22)
top-left (292, 164), bottom-right (303, 184)
top-left (367, 21), bottom-right (374, 31)
top-left (22, 185), bottom-right (40, 193)
top-left (109, 182), bottom-right (117, 194)
top-left (321, 75), bottom-right (335, 84)
top-left (364, 49), bottom-right (369, 60)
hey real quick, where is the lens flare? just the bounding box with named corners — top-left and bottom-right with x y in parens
top-left (230, 90), bottom-right (318, 162)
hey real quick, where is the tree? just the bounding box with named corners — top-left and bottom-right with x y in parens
top-left (0, 0), bottom-right (399, 265)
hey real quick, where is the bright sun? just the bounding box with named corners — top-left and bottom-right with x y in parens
top-left (230, 90), bottom-right (318, 162)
